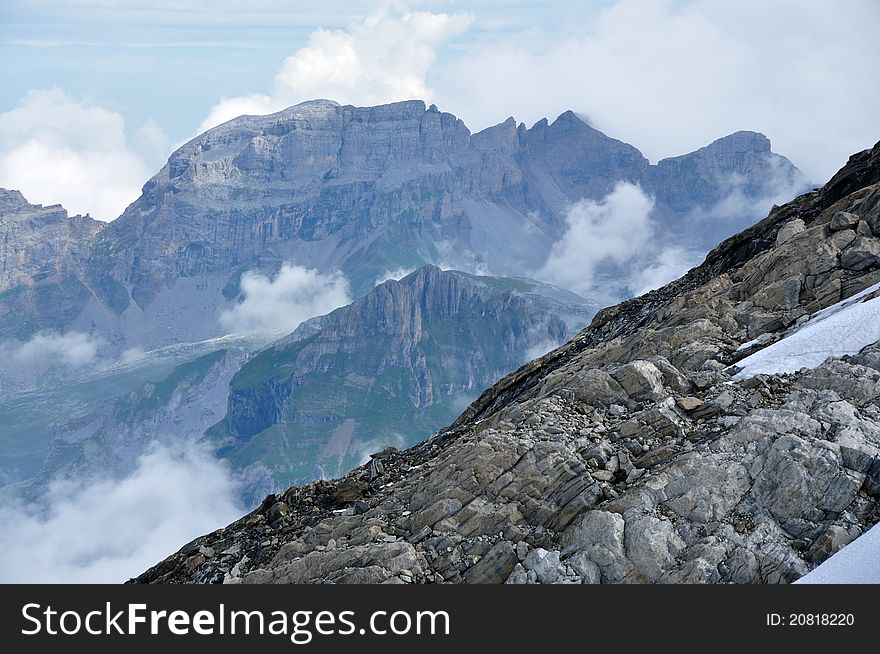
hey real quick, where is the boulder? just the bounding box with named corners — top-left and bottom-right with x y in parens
top-left (623, 513), bottom-right (686, 581)
top-left (830, 211), bottom-right (859, 231)
top-left (677, 396), bottom-right (704, 412)
top-left (522, 548), bottom-right (566, 583)
top-left (611, 360), bottom-right (666, 402)
top-left (776, 218), bottom-right (805, 246)
top-left (648, 356), bottom-right (691, 393)
top-left (840, 237), bottom-right (880, 270)
top-left (561, 510), bottom-right (632, 582)
top-left (567, 368), bottom-right (630, 406)
top-left (463, 540), bottom-right (518, 583)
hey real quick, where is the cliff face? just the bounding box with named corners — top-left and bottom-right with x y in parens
top-left (135, 140), bottom-right (880, 585)
top-left (0, 100), bottom-right (801, 348)
top-left (0, 190), bottom-right (103, 338)
top-left (208, 265), bottom-right (596, 496)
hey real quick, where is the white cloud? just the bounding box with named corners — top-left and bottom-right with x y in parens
top-left (0, 88), bottom-right (168, 220)
top-left (628, 246), bottom-right (702, 297)
top-left (9, 0), bottom-right (877, 213)
top-left (433, 240), bottom-right (492, 277)
top-left (0, 442), bottom-right (242, 583)
top-left (2, 330), bottom-right (102, 369)
top-left (49, 0), bottom-right (335, 9)
top-left (131, 117), bottom-right (173, 170)
top-left (537, 182), bottom-right (655, 296)
top-left (689, 158), bottom-right (808, 226)
top-left (434, 0), bottom-right (880, 182)
top-left (221, 263), bottom-right (351, 334)
top-left (0, 330), bottom-right (106, 395)
top-left (374, 266), bottom-right (416, 286)
top-left (198, 4), bottom-right (473, 132)
top-left (524, 338), bottom-right (561, 362)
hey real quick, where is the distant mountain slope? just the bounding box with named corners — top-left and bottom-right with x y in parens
top-left (0, 190), bottom-right (103, 339)
top-left (208, 265), bottom-right (598, 497)
top-left (136, 139), bottom-right (879, 585)
top-left (0, 100), bottom-right (803, 348)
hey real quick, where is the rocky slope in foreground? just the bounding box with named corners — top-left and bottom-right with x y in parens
top-left (135, 141), bottom-right (880, 584)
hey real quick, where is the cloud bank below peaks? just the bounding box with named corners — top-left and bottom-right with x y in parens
top-left (0, 442), bottom-right (242, 583)
top-left (0, 330), bottom-right (107, 391)
top-left (538, 182), bottom-right (656, 297)
top-left (536, 182), bottom-right (708, 302)
top-left (220, 264), bottom-right (351, 335)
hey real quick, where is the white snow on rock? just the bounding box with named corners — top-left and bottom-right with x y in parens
top-left (735, 333), bottom-right (772, 353)
top-left (734, 281), bottom-right (880, 378)
top-left (796, 523), bottom-right (880, 584)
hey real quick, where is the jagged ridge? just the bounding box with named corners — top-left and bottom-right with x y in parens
top-left (0, 99), bottom-right (802, 348)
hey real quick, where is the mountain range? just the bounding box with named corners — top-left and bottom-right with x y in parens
top-left (0, 100), bottom-right (802, 349)
top-left (0, 100), bottom-right (808, 534)
top-left (28, 265), bottom-right (594, 500)
top-left (135, 137), bottom-right (880, 585)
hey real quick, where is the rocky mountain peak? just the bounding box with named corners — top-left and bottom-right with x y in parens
top-left (551, 109), bottom-right (589, 127)
top-left (272, 97), bottom-right (342, 116)
top-left (326, 264), bottom-right (464, 339)
top-left (0, 190), bottom-right (104, 338)
top-left (0, 188), bottom-right (28, 212)
top-left (207, 264), bottom-right (594, 491)
top-left (218, 98), bottom-right (342, 132)
top-left (700, 130), bottom-right (772, 155)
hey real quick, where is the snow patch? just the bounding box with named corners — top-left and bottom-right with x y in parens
top-left (734, 282), bottom-right (880, 378)
top-left (796, 523), bottom-right (880, 584)
top-left (735, 333), bottom-right (773, 353)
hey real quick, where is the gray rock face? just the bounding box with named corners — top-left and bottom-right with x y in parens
top-left (650, 130), bottom-right (805, 245)
top-left (134, 139), bottom-right (880, 586)
top-left (98, 105), bottom-right (800, 305)
top-left (611, 360), bottom-right (666, 402)
top-left (651, 131), bottom-right (774, 212)
top-left (0, 100), bottom-right (803, 348)
top-left (830, 211), bottom-right (860, 231)
top-left (860, 187), bottom-right (880, 234)
top-left (775, 218), bottom-right (805, 246)
top-left (0, 190), bottom-right (103, 338)
top-left (840, 237), bottom-right (880, 270)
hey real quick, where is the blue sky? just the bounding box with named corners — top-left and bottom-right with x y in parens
top-left (1, 0), bottom-right (878, 219)
top-left (0, 1), bottom-right (616, 142)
